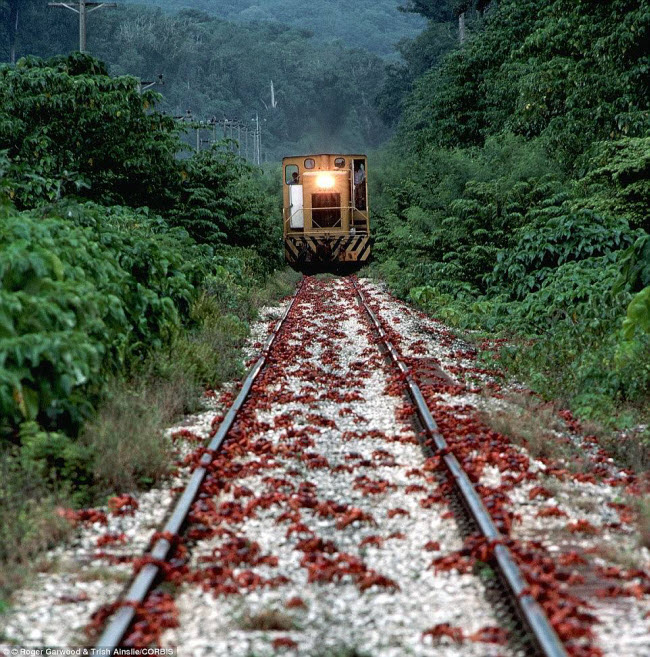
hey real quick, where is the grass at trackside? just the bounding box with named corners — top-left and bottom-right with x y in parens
top-left (365, 265), bottom-right (649, 476)
top-left (0, 268), bottom-right (300, 605)
top-left (83, 267), bottom-right (300, 494)
top-left (238, 608), bottom-right (296, 631)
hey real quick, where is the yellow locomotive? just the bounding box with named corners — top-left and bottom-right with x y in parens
top-left (282, 154), bottom-right (371, 267)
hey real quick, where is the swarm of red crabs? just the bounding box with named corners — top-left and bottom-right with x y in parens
top-left (360, 279), bottom-right (649, 657)
top-left (81, 277), bottom-right (647, 656)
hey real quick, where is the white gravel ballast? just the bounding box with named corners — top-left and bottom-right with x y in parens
top-left (5, 276), bottom-right (646, 657)
top-left (157, 277), bottom-right (513, 656)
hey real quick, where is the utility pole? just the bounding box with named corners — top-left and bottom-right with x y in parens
top-left (270, 80), bottom-right (277, 109)
top-left (254, 113), bottom-right (261, 166)
top-left (48, 1), bottom-right (117, 54)
top-left (181, 115), bottom-right (260, 164)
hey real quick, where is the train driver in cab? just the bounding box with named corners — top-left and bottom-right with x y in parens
top-left (289, 171), bottom-right (300, 185)
top-left (354, 162), bottom-right (366, 210)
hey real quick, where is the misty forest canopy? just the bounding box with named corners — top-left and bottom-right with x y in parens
top-left (123, 0), bottom-right (426, 58)
top-left (0, 1), bottom-right (432, 158)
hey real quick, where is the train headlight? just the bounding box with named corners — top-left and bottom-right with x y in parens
top-left (316, 174), bottom-right (335, 189)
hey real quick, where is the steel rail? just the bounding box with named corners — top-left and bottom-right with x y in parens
top-left (95, 279), bottom-right (304, 652)
top-left (352, 279), bottom-right (568, 657)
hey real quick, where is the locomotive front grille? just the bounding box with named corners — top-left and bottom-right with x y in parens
top-left (285, 234), bottom-right (372, 264)
top-left (311, 192), bottom-right (341, 228)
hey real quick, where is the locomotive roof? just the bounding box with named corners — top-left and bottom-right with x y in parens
top-left (282, 153), bottom-right (367, 160)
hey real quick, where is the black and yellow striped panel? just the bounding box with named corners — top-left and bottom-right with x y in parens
top-left (285, 235), bottom-right (372, 264)
top-left (344, 235), bottom-right (371, 262)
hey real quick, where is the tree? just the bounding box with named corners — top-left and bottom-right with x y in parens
top-left (399, 1), bottom-right (455, 22)
top-left (401, 0), bottom-right (497, 43)
top-left (0, 53), bottom-right (183, 209)
top-left (376, 21), bottom-right (457, 126)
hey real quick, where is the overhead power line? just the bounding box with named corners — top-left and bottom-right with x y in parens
top-left (176, 114), bottom-right (262, 164)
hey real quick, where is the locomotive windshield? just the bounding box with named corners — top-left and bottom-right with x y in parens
top-left (312, 192), bottom-right (341, 229)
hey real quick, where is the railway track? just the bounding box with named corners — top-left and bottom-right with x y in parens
top-left (92, 275), bottom-right (569, 656)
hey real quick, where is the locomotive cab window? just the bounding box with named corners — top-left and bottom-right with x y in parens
top-left (353, 159), bottom-right (367, 211)
top-left (304, 158), bottom-right (315, 169)
top-left (334, 157), bottom-right (346, 168)
top-left (285, 164), bottom-right (299, 185)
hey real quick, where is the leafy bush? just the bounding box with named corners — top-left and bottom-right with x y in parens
top-left (579, 137), bottom-right (650, 231)
top-left (371, 0), bottom-right (650, 426)
top-left (486, 209), bottom-right (637, 300)
top-left (622, 287), bottom-right (650, 341)
top-left (372, 134), bottom-right (564, 294)
top-left (0, 201), bottom-right (210, 436)
top-left (0, 53), bottom-right (182, 210)
top-left (401, 0), bottom-right (650, 167)
top-left (0, 54), bottom-right (283, 268)
top-left (169, 149), bottom-right (282, 268)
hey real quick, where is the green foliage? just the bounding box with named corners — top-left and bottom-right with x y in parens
top-left (18, 421), bottom-right (93, 492)
top-left (0, 200), bottom-right (210, 435)
top-left (615, 234), bottom-right (650, 294)
top-left (0, 45), bottom-right (295, 595)
top-left (372, 134), bottom-right (562, 293)
top-left (0, 53), bottom-right (182, 210)
top-left (376, 20), bottom-right (458, 126)
top-left (400, 1), bottom-right (456, 22)
top-left (0, 52), bottom-right (284, 444)
top-left (622, 287), bottom-right (650, 342)
top-left (486, 210), bottom-right (636, 299)
top-left (401, 0), bottom-right (650, 167)
top-left (0, 196), bottom-right (290, 500)
top-left (372, 0), bottom-right (650, 425)
top-left (170, 148), bottom-right (281, 268)
top-left (579, 137), bottom-right (650, 231)
top-left (374, 135), bottom-right (649, 408)
top-left (0, 53), bottom-right (283, 268)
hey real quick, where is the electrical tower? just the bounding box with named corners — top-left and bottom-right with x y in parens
top-left (48, 1), bottom-right (117, 53)
top-left (182, 116), bottom-right (261, 164)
